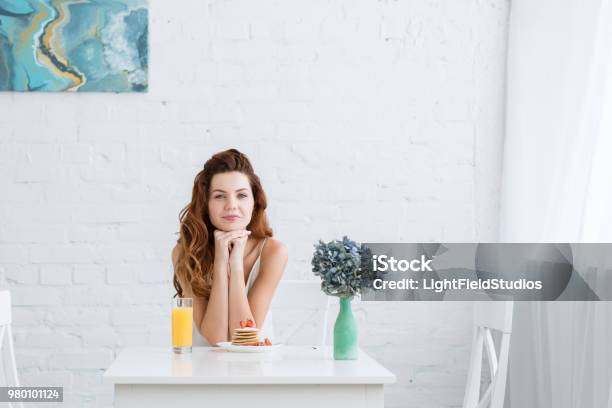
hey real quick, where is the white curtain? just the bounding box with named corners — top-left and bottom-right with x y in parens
top-left (499, 0), bottom-right (612, 407)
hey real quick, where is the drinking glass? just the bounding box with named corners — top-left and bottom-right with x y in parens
top-left (171, 297), bottom-right (193, 354)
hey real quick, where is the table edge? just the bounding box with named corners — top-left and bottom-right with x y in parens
top-left (103, 375), bottom-right (397, 385)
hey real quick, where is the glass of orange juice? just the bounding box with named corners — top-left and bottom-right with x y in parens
top-left (171, 297), bottom-right (193, 354)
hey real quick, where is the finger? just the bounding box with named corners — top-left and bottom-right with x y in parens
top-left (229, 237), bottom-right (245, 245)
top-left (220, 230), bottom-right (248, 238)
top-left (224, 231), bottom-right (250, 242)
top-left (231, 233), bottom-right (250, 242)
top-left (230, 233), bottom-right (249, 241)
top-left (236, 231), bottom-right (250, 239)
top-left (216, 229), bottom-right (241, 236)
top-left (220, 232), bottom-right (249, 248)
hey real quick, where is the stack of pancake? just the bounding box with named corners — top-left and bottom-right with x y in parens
top-left (231, 327), bottom-right (260, 346)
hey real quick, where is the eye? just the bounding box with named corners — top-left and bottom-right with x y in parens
top-left (238, 193), bottom-right (248, 199)
top-left (214, 194), bottom-right (224, 199)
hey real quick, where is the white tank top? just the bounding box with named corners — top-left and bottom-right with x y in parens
top-left (192, 239), bottom-right (275, 346)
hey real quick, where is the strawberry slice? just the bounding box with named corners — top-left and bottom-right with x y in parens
top-left (239, 320), bottom-right (246, 328)
top-left (245, 319), bottom-right (254, 328)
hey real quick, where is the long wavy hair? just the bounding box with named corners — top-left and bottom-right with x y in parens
top-left (173, 149), bottom-right (273, 299)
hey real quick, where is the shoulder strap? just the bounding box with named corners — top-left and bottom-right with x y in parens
top-left (247, 238), bottom-right (268, 287)
top-left (257, 238), bottom-right (268, 259)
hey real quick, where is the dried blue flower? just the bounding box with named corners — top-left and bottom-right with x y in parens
top-left (311, 236), bottom-right (382, 298)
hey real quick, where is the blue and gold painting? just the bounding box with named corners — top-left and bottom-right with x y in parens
top-left (0, 0), bottom-right (148, 92)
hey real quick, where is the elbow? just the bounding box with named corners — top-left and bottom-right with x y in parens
top-left (205, 335), bottom-right (225, 346)
top-left (199, 327), bottom-right (227, 346)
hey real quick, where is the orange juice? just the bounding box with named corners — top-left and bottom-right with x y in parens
top-left (172, 306), bottom-right (193, 349)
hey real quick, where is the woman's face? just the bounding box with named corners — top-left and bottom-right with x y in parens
top-left (207, 171), bottom-right (255, 231)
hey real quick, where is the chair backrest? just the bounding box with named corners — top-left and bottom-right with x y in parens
top-left (270, 280), bottom-right (331, 346)
top-left (0, 290), bottom-right (21, 401)
top-left (463, 301), bottom-right (514, 408)
top-left (0, 291), bottom-right (11, 326)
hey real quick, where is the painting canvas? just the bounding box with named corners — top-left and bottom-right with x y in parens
top-left (0, 0), bottom-right (148, 92)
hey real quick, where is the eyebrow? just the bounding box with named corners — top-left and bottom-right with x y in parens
top-left (211, 188), bottom-right (249, 193)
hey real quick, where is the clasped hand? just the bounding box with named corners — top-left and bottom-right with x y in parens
top-left (213, 229), bottom-right (251, 279)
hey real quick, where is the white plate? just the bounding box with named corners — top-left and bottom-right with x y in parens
top-left (216, 342), bottom-right (281, 353)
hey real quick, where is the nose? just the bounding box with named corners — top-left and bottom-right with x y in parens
top-left (225, 196), bottom-right (238, 210)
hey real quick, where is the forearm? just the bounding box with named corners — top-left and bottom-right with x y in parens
top-left (228, 265), bottom-right (254, 332)
top-left (199, 264), bottom-right (229, 344)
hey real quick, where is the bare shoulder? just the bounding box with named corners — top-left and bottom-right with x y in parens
top-left (259, 238), bottom-right (287, 282)
top-left (261, 237), bottom-right (288, 261)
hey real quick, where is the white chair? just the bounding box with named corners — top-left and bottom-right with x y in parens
top-left (463, 301), bottom-right (514, 408)
top-left (270, 280), bottom-right (331, 346)
top-left (0, 290), bottom-right (22, 408)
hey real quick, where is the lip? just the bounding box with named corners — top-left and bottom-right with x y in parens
top-left (222, 215), bottom-right (240, 222)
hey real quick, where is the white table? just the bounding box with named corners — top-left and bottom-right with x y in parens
top-left (103, 346), bottom-right (396, 408)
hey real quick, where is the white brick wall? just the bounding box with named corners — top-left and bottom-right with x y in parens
top-left (0, 0), bottom-right (508, 406)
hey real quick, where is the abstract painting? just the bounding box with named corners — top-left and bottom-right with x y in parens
top-left (0, 0), bottom-right (148, 92)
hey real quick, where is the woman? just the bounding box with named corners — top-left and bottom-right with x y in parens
top-left (171, 149), bottom-right (288, 346)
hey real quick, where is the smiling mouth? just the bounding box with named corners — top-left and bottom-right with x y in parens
top-left (222, 216), bottom-right (240, 221)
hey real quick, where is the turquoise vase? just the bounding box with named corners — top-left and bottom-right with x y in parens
top-left (333, 297), bottom-right (358, 360)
